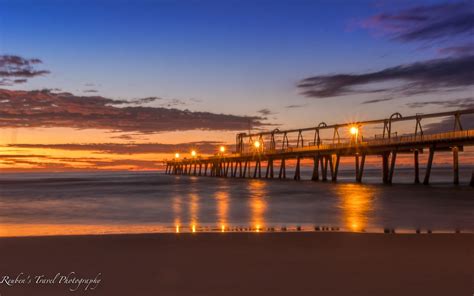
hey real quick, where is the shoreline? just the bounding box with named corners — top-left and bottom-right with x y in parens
top-left (0, 223), bottom-right (472, 238)
top-left (0, 232), bottom-right (472, 296)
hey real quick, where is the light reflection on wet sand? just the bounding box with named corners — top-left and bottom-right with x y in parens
top-left (0, 224), bottom-right (172, 237)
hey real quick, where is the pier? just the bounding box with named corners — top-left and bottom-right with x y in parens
top-left (165, 109), bottom-right (474, 185)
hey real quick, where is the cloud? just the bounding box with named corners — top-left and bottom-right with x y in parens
top-left (257, 108), bottom-right (274, 116)
top-left (157, 98), bottom-right (187, 108)
top-left (0, 55), bottom-right (49, 85)
top-left (83, 89), bottom-right (98, 93)
top-left (439, 43), bottom-right (474, 56)
top-left (298, 55), bottom-right (474, 98)
top-left (361, 98), bottom-right (394, 104)
top-left (406, 98), bottom-right (474, 133)
top-left (406, 97), bottom-right (474, 109)
top-left (423, 113), bottom-right (474, 133)
top-left (0, 89), bottom-right (264, 133)
top-left (7, 141), bottom-right (225, 155)
top-left (285, 104), bottom-right (306, 109)
top-left (361, 2), bottom-right (474, 42)
top-left (132, 97), bottom-right (161, 104)
top-left (1, 141), bottom-right (230, 170)
top-left (0, 155), bottom-right (164, 171)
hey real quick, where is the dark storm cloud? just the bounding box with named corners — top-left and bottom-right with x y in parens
top-left (298, 55), bottom-right (474, 98)
top-left (0, 89), bottom-right (264, 133)
top-left (0, 55), bottom-right (49, 85)
top-left (7, 141), bottom-right (224, 155)
top-left (361, 1), bottom-right (474, 42)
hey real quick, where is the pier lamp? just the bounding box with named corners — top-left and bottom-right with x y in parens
top-left (219, 146), bottom-right (226, 153)
top-left (175, 152), bottom-right (180, 159)
top-left (350, 126), bottom-right (359, 135)
top-left (191, 150), bottom-right (197, 157)
top-left (253, 140), bottom-right (261, 149)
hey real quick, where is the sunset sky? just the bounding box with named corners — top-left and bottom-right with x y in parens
top-left (0, 0), bottom-right (473, 171)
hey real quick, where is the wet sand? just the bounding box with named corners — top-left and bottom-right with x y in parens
top-left (0, 232), bottom-right (472, 296)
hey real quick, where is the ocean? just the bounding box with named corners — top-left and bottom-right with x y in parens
top-left (0, 168), bottom-right (472, 236)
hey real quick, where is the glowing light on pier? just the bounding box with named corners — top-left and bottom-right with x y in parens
top-left (221, 224), bottom-right (225, 232)
top-left (350, 126), bottom-right (359, 135)
top-left (253, 140), bottom-right (261, 148)
top-left (192, 224), bottom-right (196, 233)
top-left (191, 150), bottom-right (197, 157)
top-left (175, 225), bottom-right (180, 233)
top-left (175, 153), bottom-right (180, 159)
top-left (219, 146), bottom-right (226, 153)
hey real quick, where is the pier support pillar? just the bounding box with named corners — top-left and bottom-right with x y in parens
top-left (356, 154), bottom-right (366, 183)
top-left (423, 146), bottom-right (435, 185)
top-left (382, 153), bottom-right (389, 184)
top-left (328, 155), bottom-right (334, 180)
top-left (253, 160), bottom-right (261, 179)
top-left (470, 171), bottom-right (474, 187)
top-left (294, 157), bottom-right (301, 180)
top-left (321, 156), bottom-right (328, 181)
top-left (265, 159), bottom-right (274, 179)
top-left (224, 161), bottom-right (229, 177)
top-left (332, 155), bottom-right (340, 182)
top-left (311, 155), bottom-right (319, 181)
top-left (279, 158), bottom-right (286, 179)
top-left (452, 146), bottom-right (459, 185)
top-left (232, 161), bottom-right (236, 177)
top-left (414, 150), bottom-right (420, 184)
top-left (388, 151), bottom-right (397, 184)
top-left (355, 154), bottom-right (360, 182)
top-left (242, 160), bottom-right (248, 178)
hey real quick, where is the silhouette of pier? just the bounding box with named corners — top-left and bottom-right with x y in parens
top-left (165, 109), bottom-right (474, 185)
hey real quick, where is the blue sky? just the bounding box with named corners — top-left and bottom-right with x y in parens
top-left (2, 0), bottom-right (456, 124)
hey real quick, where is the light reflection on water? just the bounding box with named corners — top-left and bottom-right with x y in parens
top-left (189, 193), bottom-right (199, 232)
top-left (215, 190), bottom-right (229, 231)
top-left (0, 171), bottom-right (472, 236)
top-left (248, 180), bottom-right (267, 230)
top-left (336, 184), bottom-right (376, 232)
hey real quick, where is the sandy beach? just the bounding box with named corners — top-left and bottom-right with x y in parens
top-left (0, 232), bottom-right (472, 296)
